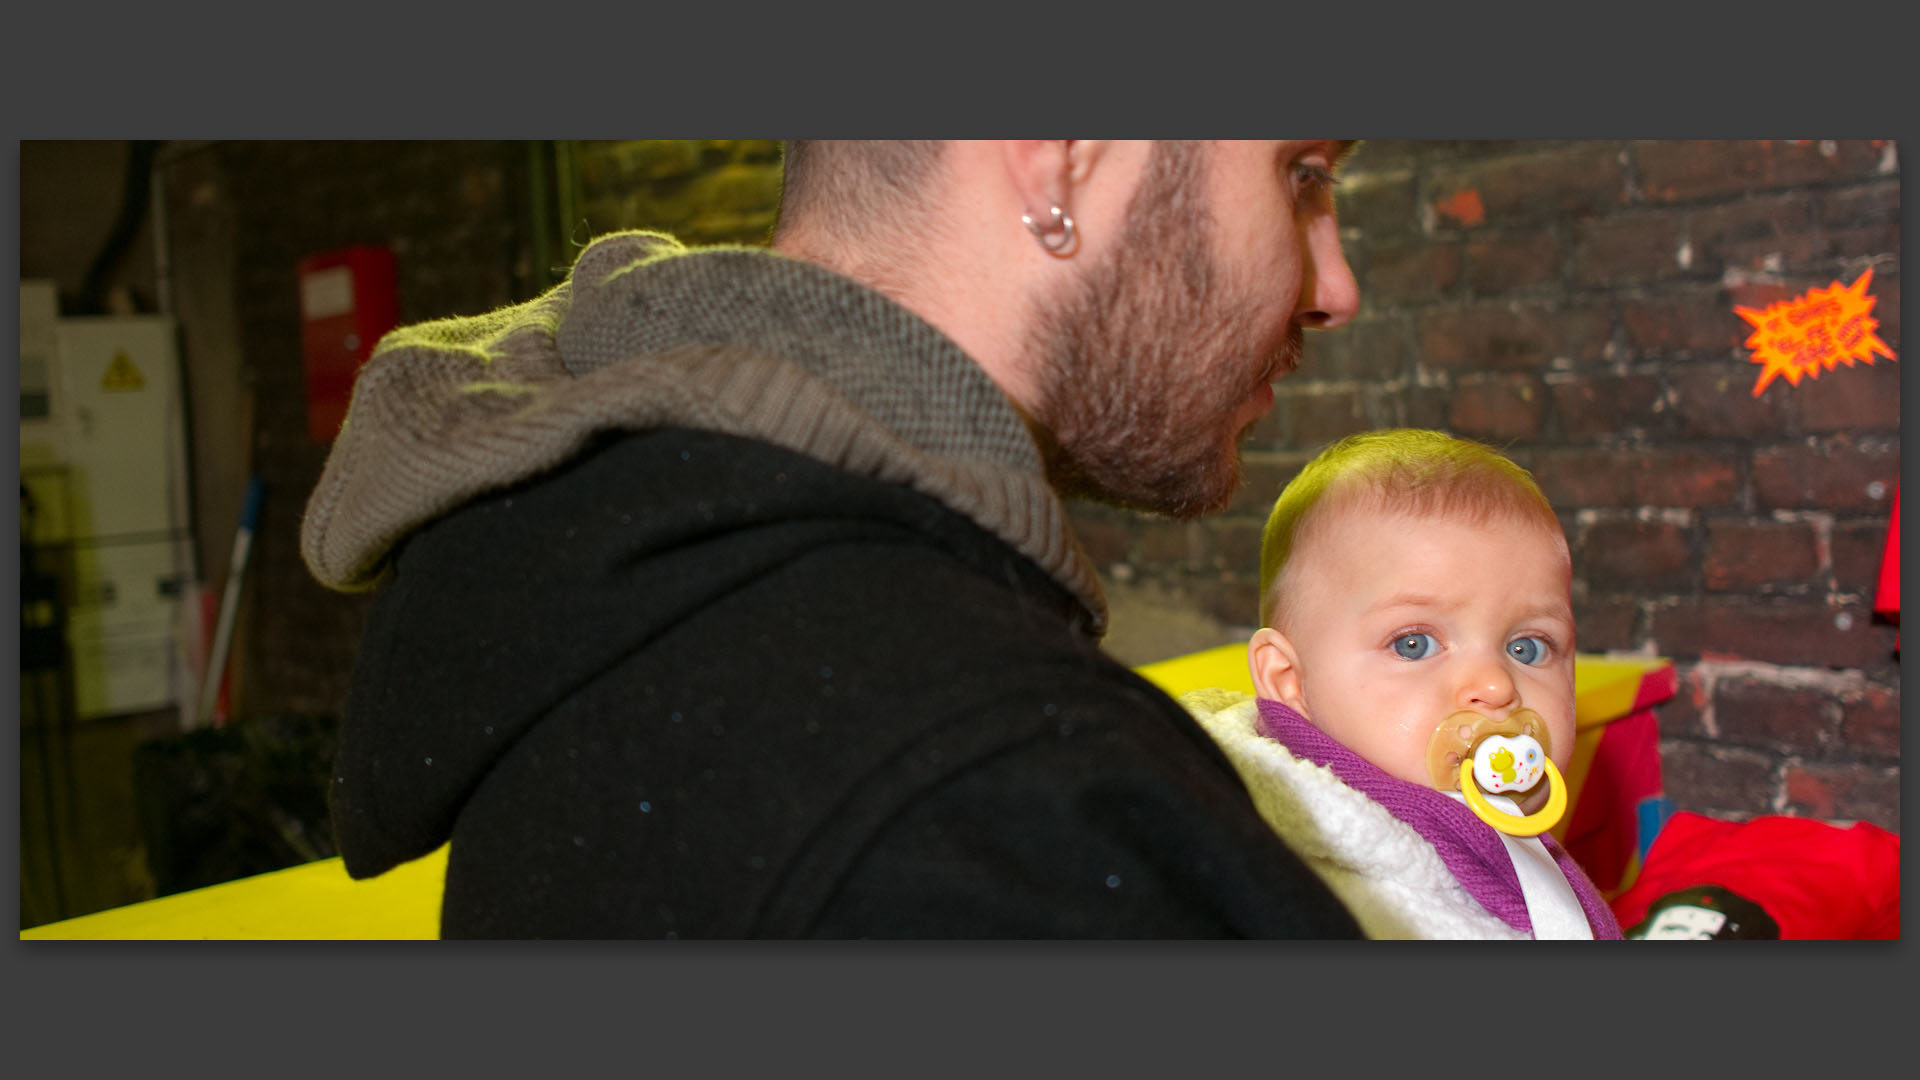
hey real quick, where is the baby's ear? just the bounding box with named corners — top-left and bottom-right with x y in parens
top-left (1248, 628), bottom-right (1308, 716)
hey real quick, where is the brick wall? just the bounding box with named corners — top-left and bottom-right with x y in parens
top-left (572, 140), bottom-right (785, 246)
top-left (210, 140), bottom-right (1897, 833)
top-left (1073, 140), bottom-right (1900, 832)
top-left (196, 140), bottom-right (772, 723)
top-left (202, 141), bottom-right (532, 719)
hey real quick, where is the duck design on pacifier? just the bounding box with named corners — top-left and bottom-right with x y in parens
top-left (1424, 707), bottom-right (1566, 837)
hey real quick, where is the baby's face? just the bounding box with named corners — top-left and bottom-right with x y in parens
top-left (1277, 505), bottom-right (1576, 788)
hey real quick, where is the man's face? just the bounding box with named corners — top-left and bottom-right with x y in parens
top-left (1275, 503), bottom-right (1577, 789)
top-left (1029, 140), bottom-right (1359, 518)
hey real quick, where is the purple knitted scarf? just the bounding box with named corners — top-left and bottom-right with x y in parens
top-left (1254, 698), bottom-right (1621, 939)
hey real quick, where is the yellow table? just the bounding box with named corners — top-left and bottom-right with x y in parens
top-left (25, 647), bottom-right (1673, 939)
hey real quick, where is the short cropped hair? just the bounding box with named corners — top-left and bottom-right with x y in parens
top-left (1258, 429), bottom-right (1564, 628)
top-left (773, 140), bottom-right (946, 247)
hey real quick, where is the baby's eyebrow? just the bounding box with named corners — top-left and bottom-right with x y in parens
top-left (1519, 601), bottom-right (1577, 626)
top-left (1361, 591), bottom-right (1448, 617)
top-left (1360, 593), bottom-right (1575, 627)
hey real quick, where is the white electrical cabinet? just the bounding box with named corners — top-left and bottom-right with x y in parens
top-left (20, 285), bottom-right (197, 722)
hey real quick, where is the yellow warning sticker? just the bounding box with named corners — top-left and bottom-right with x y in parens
top-left (101, 350), bottom-right (145, 391)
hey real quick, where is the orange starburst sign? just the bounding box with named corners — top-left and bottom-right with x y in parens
top-left (1735, 269), bottom-right (1898, 397)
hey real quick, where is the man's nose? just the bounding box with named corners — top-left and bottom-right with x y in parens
top-left (1294, 215), bottom-right (1359, 331)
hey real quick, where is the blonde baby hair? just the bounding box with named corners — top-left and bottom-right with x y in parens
top-left (1257, 428), bottom-right (1563, 629)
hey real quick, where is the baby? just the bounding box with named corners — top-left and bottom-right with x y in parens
top-left (1183, 428), bottom-right (1622, 939)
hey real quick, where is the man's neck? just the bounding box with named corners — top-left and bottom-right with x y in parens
top-left (772, 233), bottom-right (1047, 426)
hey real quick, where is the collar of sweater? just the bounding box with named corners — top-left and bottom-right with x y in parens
top-left (1178, 688), bottom-right (1526, 939)
top-left (299, 231), bottom-right (1106, 632)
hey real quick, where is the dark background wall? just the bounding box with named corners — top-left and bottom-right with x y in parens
top-left (1073, 140), bottom-right (1902, 830)
top-left (18, 140), bottom-right (1901, 922)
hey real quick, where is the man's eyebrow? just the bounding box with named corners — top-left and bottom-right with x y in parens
top-left (1332, 140), bottom-right (1361, 168)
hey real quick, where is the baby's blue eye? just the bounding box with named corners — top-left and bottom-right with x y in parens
top-left (1508, 636), bottom-right (1549, 665)
top-left (1391, 633), bottom-right (1437, 660)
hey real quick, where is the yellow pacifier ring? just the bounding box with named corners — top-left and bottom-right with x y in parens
top-left (1459, 756), bottom-right (1566, 838)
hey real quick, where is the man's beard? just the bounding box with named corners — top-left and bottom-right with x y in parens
top-left (1027, 142), bottom-right (1301, 519)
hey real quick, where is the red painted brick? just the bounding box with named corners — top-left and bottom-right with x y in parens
top-left (1530, 448), bottom-right (1740, 509)
top-left (1712, 678), bottom-right (1838, 756)
top-left (1621, 287), bottom-right (1749, 352)
top-left (1666, 361), bottom-right (1794, 438)
top-left (1783, 762), bottom-right (1900, 830)
top-left (1752, 436), bottom-right (1899, 512)
top-left (1465, 230), bottom-right (1561, 295)
top-left (1831, 519), bottom-right (1897, 598)
top-left (1685, 193), bottom-right (1822, 276)
top-left (1430, 144), bottom-right (1629, 224)
top-left (1418, 302), bottom-right (1611, 371)
top-left (1432, 188), bottom-right (1486, 229)
top-left (1794, 355), bottom-right (1901, 433)
top-left (1447, 375), bottom-right (1546, 442)
top-left (1658, 740), bottom-right (1779, 819)
top-left (1362, 241), bottom-right (1462, 304)
top-left (1838, 683), bottom-right (1900, 760)
top-left (1571, 596), bottom-right (1641, 653)
top-left (1579, 518), bottom-right (1695, 592)
top-left (1703, 518), bottom-right (1821, 592)
top-left (1651, 599), bottom-right (1887, 669)
top-left (1571, 211), bottom-right (1686, 286)
top-left (1636, 140), bottom-right (1888, 202)
top-left (1548, 373), bottom-right (1663, 441)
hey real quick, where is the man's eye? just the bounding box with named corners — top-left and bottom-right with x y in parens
top-left (1391, 633), bottom-right (1436, 660)
top-left (1294, 163), bottom-right (1339, 199)
top-left (1508, 636), bottom-right (1550, 665)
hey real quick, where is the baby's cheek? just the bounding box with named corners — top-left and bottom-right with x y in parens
top-left (1547, 716), bottom-right (1576, 768)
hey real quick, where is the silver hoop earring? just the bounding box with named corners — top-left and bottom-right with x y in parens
top-left (1021, 205), bottom-right (1078, 257)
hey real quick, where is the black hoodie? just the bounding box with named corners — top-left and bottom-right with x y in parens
top-left (303, 232), bottom-right (1361, 938)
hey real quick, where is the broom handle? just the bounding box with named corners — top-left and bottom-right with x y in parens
top-left (197, 475), bottom-right (263, 728)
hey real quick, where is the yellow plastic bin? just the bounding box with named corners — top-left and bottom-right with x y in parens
top-left (24, 647), bottom-right (1675, 938)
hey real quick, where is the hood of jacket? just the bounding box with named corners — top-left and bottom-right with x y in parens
top-left (300, 230), bottom-right (1103, 628)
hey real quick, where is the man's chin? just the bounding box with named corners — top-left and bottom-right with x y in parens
top-left (1142, 453), bottom-right (1242, 520)
top-left (1055, 457), bottom-right (1238, 519)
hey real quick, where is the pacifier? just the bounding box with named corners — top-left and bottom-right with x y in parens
top-left (1424, 707), bottom-right (1566, 837)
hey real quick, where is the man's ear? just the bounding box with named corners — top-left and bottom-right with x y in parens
top-left (1000, 141), bottom-right (1112, 223)
top-left (1248, 627), bottom-right (1308, 716)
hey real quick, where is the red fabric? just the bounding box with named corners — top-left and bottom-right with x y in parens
top-left (1561, 707), bottom-right (1664, 895)
top-left (1610, 812), bottom-right (1901, 939)
top-left (1875, 482), bottom-right (1898, 620)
